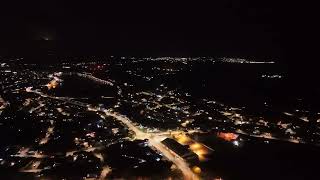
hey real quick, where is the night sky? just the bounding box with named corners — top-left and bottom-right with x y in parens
top-left (0, 1), bottom-right (314, 63)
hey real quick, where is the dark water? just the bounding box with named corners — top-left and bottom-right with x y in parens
top-left (49, 74), bottom-right (118, 98)
top-left (106, 61), bottom-right (320, 112)
top-left (170, 63), bottom-right (319, 111)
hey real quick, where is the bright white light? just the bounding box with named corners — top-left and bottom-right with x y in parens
top-left (233, 140), bottom-right (239, 146)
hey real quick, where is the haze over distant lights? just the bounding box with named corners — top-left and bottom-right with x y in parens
top-left (41, 36), bottom-right (53, 41)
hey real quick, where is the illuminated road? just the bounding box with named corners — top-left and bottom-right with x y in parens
top-left (76, 73), bottom-right (114, 86)
top-left (13, 147), bottom-right (45, 158)
top-left (100, 166), bottom-right (112, 180)
top-left (149, 136), bottom-right (199, 180)
top-left (102, 111), bottom-right (198, 180)
top-left (283, 112), bottom-right (310, 122)
top-left (12, 147), bottom-right (47, 158)
top-left (235, 129), bottom-right (305, 144)
top-left (27, 87), bottom-right (199, 180)
top-left (75, 73), bottom-right (122, 95)
top-left (39, 127), bottom-right (54, 145)
top-left (20, 160), bottom-right (42, 173)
